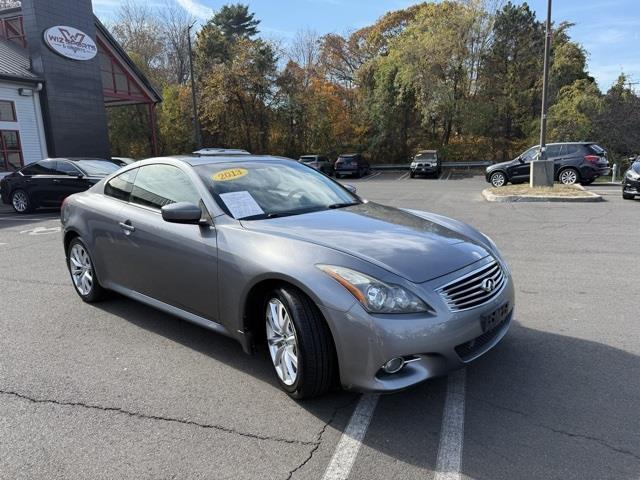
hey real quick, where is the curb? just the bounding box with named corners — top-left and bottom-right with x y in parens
top-left (482, 188), bottom-right (603, 203)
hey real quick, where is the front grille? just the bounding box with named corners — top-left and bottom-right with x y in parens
top-left (437, 259), bottom-right (506, 312)
top-left (454, 315), bottom-right (509, 361)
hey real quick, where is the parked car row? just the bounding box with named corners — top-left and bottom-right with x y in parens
top-left (298, 153), bottom-right (371, 179)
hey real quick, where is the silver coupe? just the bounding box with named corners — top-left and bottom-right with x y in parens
top-left (61, 155), bottom-right (514, 399)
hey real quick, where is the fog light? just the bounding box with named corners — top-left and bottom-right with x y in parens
top-left (382, 357), bottom-right (405, 374)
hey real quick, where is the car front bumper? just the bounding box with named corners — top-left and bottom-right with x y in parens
top-left (411, 165), bottom-right (439, 174)
top-left (623, 176), bottom-right (640, 195)
top-left (320, 261), bottom-right (515, 393)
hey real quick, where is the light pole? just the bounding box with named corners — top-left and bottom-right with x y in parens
top-left (531, 0), bottom-right (554, 187)
top-left (187, 21), bottom-right (202, 150)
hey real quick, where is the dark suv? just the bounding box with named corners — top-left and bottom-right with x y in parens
top-left (334, 154), bottom-right (370, 179)
top-left (622, 157), bottom-right (640, 200)
top-left (486, 143), bottom-right (610, 187)
top-left (299, 155), bottom-right (333, 176)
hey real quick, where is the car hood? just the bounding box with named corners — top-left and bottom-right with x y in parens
top-left (241, 202), bottom-right (490, 283)
top-left (487, 159), bottom-right (515, 172)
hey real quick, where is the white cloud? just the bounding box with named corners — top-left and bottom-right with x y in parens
top-left (175, 0), bottom-right (213, 20)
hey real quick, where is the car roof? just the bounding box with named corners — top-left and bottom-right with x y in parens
top-left (338, 153), bottom-right (360, 157)
top-left (193, 148), bottom-right (251, 155)
top-left (417, 150), bottom-right (437, 153)
top-left (144, 155), bottom-right (295, 167)
top-left (39, 157), bottom-right (111, 162)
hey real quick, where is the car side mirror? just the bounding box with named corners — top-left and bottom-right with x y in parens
top-left (67, 171), bottom-right (83, 178)
top-left (161, 202), bottom-right (202, 224)
top-left (344, 184), bottom-right (357, 194)
top-left (517, 156), bottom-right (524, 163)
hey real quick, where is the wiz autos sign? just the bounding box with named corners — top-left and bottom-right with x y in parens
top-left (43, 26), bottom-right (97, 61)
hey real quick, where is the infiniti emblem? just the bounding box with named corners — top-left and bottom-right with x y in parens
top-left (481, 278), bottom-right (495, 292)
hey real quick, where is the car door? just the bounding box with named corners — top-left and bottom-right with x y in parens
top-left (116, 164), bottom-right (219, 321)
top-left (510, 147), bottom-right (538, 180)
top-left (51, 160), bottom-right (91, 204)
top-left (545, 145), bottom-right (564, 174)
top-left (24, 160), bottom-right (60, 206)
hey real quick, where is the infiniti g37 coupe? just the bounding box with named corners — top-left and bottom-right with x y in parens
top-left (61, 155), bottom-right (514, 399)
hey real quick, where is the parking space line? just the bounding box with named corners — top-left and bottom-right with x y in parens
top-left (364, 172), bottom-right (382, 181)
top-left (322, 394), bottom-right (379, 480)
top-left (434, 369), bottom-right (467, 480)
top-left (397, 172), bottom-right (410, 181)
top-left (440, 170), bottom-right (453, 181)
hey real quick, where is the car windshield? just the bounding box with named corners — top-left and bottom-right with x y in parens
top-left (196, 161), bottom-right (360, 220)
top-left (416, 152), bottom-right (436, 160)
top-left (74, 160), bottom-right (121, 176)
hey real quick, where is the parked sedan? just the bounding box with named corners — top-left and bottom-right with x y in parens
top-left (410, 150), bottom-right (441, 178)
top-left (334, 153), bottom-right (370, 178)
top-left (61, 155), bottom-right (514, 399)
top-left (486, 142), bottom-right (610, 187)
top-left (1, 158), bottom-right (122, 213)
top-left (622, 157), bottom-right (640, 200)
top-left (299, 155), bottom-right (334, 176)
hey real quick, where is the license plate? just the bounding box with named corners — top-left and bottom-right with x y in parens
top-left (481, 303), bottom-right (510, 333)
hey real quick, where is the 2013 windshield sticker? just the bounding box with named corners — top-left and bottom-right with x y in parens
top-left (212, 168), bottom-right (248, 181)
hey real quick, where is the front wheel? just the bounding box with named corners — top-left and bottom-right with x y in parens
top-left (623, 192), bottom-right (635, 200)
top-left (265, 287), bottom-right (336, 399)
top-left (67, 238), bottom-right (106, 302)
top-left (410, 172), bottom-right (415, 178)
top-left (11, 189), bottom-right (32, 214)
top-left (490, 171), bottom-right (507, 187)
top-left (559, 168), bottom-right (579, 185)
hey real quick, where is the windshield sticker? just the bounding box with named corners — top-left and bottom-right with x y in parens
top-left (212, 168), bottom-right (248, 181)
top-left (219, 191), bottom-right (265, 219)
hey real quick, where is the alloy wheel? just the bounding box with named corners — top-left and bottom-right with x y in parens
top-left (491, 172), bottom-right (506, 187)
top-left (12, 191), bottom-right (28, 212)
top-left (265, 298), bottom-right (299, 386)
top-left (560, 169), bottom-right (578, 185)
top-left (69, 243), bottom-right (94, 296)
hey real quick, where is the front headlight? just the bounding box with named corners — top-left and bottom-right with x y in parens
top-left (627, 169), bottom-right (640, 180)
top-left (410, 162), bottom-right (417, 167)
top-left (317, 265), bottom-right (429, 314)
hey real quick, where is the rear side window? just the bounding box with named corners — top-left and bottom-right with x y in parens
top-left (105, 169), bottom-right (137, 201)
top-left (546, 145), bottom-right (562, 158)
top-left (21, 161), bottom-right (57, 175)
top-left (130, 164), bottom-right (201, 210)
top-left (565, 145), bottom-right (579, 155)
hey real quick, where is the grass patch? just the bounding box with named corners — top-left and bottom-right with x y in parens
top-left (488, 184), bottom-right (593, 197)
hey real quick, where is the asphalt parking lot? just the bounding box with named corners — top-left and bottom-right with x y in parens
top-left (0, 173), bottom-right (638, 480)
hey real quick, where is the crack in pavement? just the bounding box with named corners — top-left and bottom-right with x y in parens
top-left (285, 395), bottom-right (359, 480)
top-left (469, 395), bottom-right (640, 461)
top-left (0, 389), bottom-right (317, 446)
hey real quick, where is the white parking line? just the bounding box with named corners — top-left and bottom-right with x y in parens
top-left (322, 394), bottom-right (379, 480)
top-left (397, 172), bottom-right (410, 181)
top-left (364, 172), bottom-right (382, 181)
top-left (434, 369), bottom-right (467, 480)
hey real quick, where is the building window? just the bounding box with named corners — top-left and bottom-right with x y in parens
top-left (0, 100), bottom-right (16, 122)
top-left (0, 130), bottom-right (24, 172)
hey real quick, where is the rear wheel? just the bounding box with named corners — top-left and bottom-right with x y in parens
top-left (11, 189), bottom-right (32, 214)
top-left (410, 172), bottom-right (415, 178)
top-left (559, 168), bottom-right (579, 185)
top-left (490, 171), bottom-right (507, 187)
top-left (265, 287), bottom-right (335, 399)
top-left (67, 238), bottom-right (106, 303)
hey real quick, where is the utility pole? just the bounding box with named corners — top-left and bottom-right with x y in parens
top-left (531, 0), bottom-right (555, 187)
top-left (187, 22), bottom-right (202, 150)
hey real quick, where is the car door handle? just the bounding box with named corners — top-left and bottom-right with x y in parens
top-left (52, 179), bottom-right (61, 183)
top-left (119, 221), bottom-right (135, 234)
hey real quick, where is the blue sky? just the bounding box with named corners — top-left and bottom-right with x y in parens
top-left (93, 0), bottom-right (640, 90)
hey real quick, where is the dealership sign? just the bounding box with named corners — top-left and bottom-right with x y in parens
top-left (43, 26), bottom-right (97, 61)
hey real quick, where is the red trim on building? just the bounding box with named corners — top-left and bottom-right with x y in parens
top-left (0, 129), bottom-right (24, 172)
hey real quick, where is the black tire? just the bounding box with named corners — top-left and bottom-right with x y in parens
top-left (67, 237), bottom-right (107, 303)
top-left (558, 167), bottom-right (580, 185)
top-left (622, 192), bottom-right (635, 200)
top-left (11, 189), bottom-right (33, 214)
top-left (410, 172), bottom-right (415, 178)
top-left (489, 171), bottom-right (507, 187)
top-left (355, 169), bottom-right (362, 179)
top-left (265, 287), bottom-right (336, 399)
top-left (335, 173), bottom-right (341, 179)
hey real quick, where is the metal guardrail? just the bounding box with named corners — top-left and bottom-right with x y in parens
top-left (371, 161), bottom-right (492, 171)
